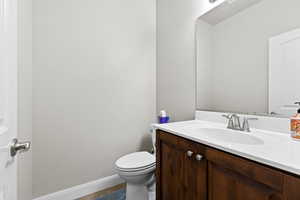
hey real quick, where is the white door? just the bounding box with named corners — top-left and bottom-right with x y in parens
top-left (269, 29), bottom-right (300, 116)
top-left (0, 0), bottom-right (30, 200)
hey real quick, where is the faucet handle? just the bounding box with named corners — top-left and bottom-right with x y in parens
top-left (242, 117), bottom-right (258, 132)
top-left (222, 114), bottom-right (235, 129)
top-left (222, 114), bottom-right (232, 119)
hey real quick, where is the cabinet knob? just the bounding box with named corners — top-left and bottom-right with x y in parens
top-left (195, 154), bottom-right (203, 161)
top-left (187, 151), bottom-right (193, 157)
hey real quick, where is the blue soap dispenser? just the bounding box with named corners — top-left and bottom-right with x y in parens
top-left (158, 110), bottom-right (170, 124)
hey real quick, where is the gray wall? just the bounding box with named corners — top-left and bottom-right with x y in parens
top-left (18, 0), bottom-right (32, 199)
top-left (157, 0), bottom-right (222, 121)
top-left (32, 0), bottom-right (156, 197)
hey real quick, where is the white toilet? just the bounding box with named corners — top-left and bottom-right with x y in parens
top-left (115, 132), bottom-right (156, 200)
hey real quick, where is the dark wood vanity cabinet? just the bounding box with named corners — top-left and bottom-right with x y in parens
top-left (156, 130), bottom-right (300, 200)
top-left (207, 152), bottom-right (283, 200)
top-left (156, 130), bottom-right (207, 200)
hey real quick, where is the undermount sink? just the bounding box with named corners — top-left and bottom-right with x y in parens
top-left (198, 128), bottom-right (264, 145)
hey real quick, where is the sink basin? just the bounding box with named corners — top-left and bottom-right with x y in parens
top-left (198, 128), bottom-right (264, 145)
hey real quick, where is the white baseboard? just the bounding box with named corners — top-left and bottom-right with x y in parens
top-left (33, 174), bottom-right (124, 200)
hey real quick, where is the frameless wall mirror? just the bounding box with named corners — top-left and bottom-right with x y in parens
top-left (196, 0), bottom-right (300, 117)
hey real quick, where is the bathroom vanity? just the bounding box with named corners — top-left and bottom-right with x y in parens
top-left (154, 0), bottom-right (300, 198)
top-left (154, 119), bottom-right (300, 200)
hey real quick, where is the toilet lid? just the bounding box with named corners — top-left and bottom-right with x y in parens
top-left (115, 151), bottom-right (155, 170)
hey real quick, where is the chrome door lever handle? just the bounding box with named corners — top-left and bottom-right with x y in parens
top-left (10, 138), bottom-right (31, 157)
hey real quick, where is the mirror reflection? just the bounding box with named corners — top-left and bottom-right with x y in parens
top-left (196, 0), bottom-right (300, 117)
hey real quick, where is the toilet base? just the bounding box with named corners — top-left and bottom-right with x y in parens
top-left (126, 183), bottom-right (148, 200)
top-left (147, 180), bottom-right (156, 200)
top-left (126, 182), bottom-right (156, 200)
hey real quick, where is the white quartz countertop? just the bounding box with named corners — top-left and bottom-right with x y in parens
top-left (154, 120), bottom-right (300, 175)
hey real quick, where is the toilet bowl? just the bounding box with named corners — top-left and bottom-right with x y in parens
top-left (115, 151), bottom-right (156, 200)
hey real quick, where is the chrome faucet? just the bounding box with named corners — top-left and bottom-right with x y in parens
top-left (222, 114), bottom-right (258, 132)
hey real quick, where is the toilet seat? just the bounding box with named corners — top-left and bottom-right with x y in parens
top-left (117, 162), bottom-right (155, 173)
top-left (117, 164), bottom-right (156, 176)
top-left (115, 151), bottom-right (155, 172)
top-left (117, 162), bottom-right (155, 172)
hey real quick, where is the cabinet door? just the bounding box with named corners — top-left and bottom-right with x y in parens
top-left (156, 131), bottom-right (207, 200)
top-left (208, 162), bottom-right (283, 200)
top-left (284, 175), bottom-right (300, 200)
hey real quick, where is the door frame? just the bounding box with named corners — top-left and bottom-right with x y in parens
top-left (269, 28), bottom-right (300, 115)
top-left (0, 0), bottom-right (18, 199)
